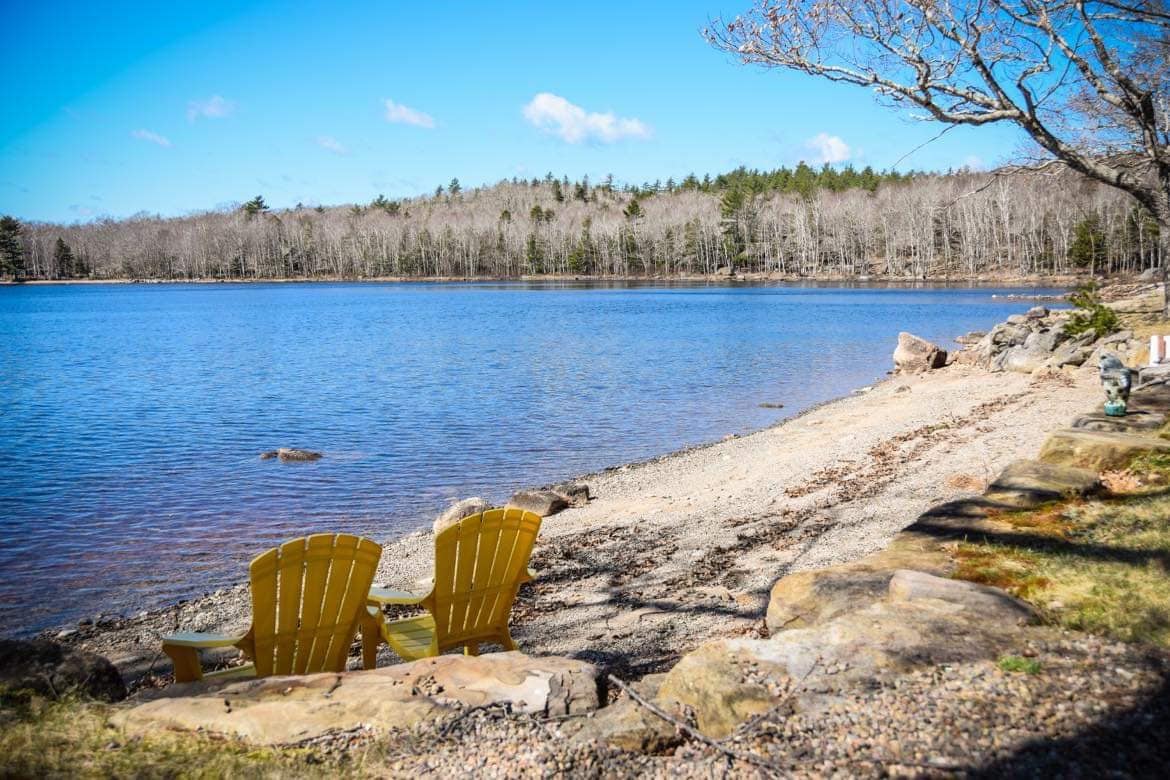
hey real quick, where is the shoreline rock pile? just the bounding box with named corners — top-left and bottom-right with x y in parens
top-left (955, 305), bottom-right (1141, 373)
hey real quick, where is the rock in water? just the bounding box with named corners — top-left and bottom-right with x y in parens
top-left (892, 332), bottom-right (947, 373)
top-left (0, 639), bottom-right (127, 702)
top-left (433, 497), bottom-right (492, 534)
top-left (507, 489), bottom-right (569, 517)
top-left (260, 448), bottom-right (323, 462)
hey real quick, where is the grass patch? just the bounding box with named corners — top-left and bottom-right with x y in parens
top-left (997, 655), bottom-right (1042, 675)
top-left (0, 694), bottom-right (331, 779)
top-left (952, 487), bottom-right (1170, 647)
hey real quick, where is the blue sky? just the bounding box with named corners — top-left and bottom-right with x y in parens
top-left (0, 1), bottom-right (1025, 223)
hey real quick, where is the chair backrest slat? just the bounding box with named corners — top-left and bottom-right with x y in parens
top-left (248, 533), bottom-right (381, 677)
top-left (432, 508), bottom-right (541, 648)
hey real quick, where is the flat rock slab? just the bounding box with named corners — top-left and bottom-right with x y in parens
top-left (983, 459), bottom-right (1102, 508)
top-left (1038, 429), bottom-right (1170, 471)
top-left (114, 652), bottom-right (599, 745)
top-left (1071, 411), bottom-right (1166, 434)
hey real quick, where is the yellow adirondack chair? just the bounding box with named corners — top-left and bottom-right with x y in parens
top-left (364, 507), bottom-right (541, 663)
top-left (162, 533), bottom-right (383, 683)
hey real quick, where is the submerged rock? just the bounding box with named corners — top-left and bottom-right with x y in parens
top-left (260, 448), bottom-right (323, 462)
top-left (892, 332), bottom-right (947, 373)
top-left (0, 639), bottom-right (126, 702)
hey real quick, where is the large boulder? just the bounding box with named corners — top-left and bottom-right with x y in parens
top-left (657, 591), bottom-right (1026, 739)
top-left (893, 332), bottom-right (947, 373)
top-left (0, 639), bottom-right (126, 702)
top-left (886, 570), bottom-right (1037, 625)
top-left (115, 652), bottom-right (599, 746)
top-left (765, 536), bottom-right (953, 634)
top-left (983, 460), bottom-right (1102, 508)
top-left (507, 489), bottom-right (569, 517)
top-left (433, 497), bottom-right (492, 534)
top-left (551, 482), bottom-right (591, 508)
top-left (1038, 429), bottom-right (1170, 471)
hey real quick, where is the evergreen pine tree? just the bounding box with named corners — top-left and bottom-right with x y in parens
top-left (1069, 214), bottom-right (1108, 272)
top-left (0, 216), bottom-right (25, 279)
top-left (241, 196), bottom-right (269, 219)
top-left (54, 237), bottom-right (75, 278)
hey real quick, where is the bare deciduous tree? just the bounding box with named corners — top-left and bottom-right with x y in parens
top-left (706, 0), bottom-right (1170, 312)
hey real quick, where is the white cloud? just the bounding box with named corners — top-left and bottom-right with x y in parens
top-left (805, 133), bottom-right (852, 164)
top-left (315, 135), bottom-right (347, 154)
top-left (187, 95), bottom-right (236, 122)
top-left (522, 93), bottom-right (651, 144)
top-left (961, 154), bottom-right (985, 171)
top-left (383, 99), bottom-right (435, 128)
top-left (130, 129), bottom-right (172, 147)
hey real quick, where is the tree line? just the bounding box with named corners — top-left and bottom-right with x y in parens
top-left (1, 164), bottom-right (1161, 281)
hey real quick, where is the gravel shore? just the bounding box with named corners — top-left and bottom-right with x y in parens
top-left (63, 360), bottom-right (1098, 687)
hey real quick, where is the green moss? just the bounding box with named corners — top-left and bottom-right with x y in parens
top-left (997, 655), bottom-right (1042, 675)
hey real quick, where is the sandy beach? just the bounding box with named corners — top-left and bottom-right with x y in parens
top-left (66, 357), bottom-right (1099, 684)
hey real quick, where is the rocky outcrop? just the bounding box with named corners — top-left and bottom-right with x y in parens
top-left (892, 332), bottom-right (947, 373)
top-left (954, 298), bottom-right (1157, 375)
top-left (433, 497), bottom-right (492, 533)
top-left (0, 639), bottom-right (126, 702)
top-left (115, 652), bottom-right (599, 746)
top-left (260, 448), bottom-right (323, 462)
top-left (507, 489), bottom-right (569, 517)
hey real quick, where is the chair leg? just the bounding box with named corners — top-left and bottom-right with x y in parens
top-left (464, 642), bottom-right (479, 657)
top-left (163, 644), bottom-right (203, 683)
top-left (500, 631), bottom-right (518, 652)
top-left (360, 613), bottom-right (382, 670)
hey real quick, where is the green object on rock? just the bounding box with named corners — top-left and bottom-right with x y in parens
top-left (1104, 400), bottom-right (1127, 417)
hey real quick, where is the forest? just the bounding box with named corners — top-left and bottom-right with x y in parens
top-left (0, 163), bottom-right (1161, 281)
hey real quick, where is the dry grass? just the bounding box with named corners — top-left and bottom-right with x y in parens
top-left (953, 486), bottom-right (1170, 647)
top-left (0, 693), bottom-right (331, 779)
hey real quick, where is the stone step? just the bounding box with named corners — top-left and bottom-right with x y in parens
top-left (1038, 428), bottom-right (1170, 471)
top-left (1071, 410), bottom-right (1165, 435)
top-left (983, 459), bottom-right (1102, 508)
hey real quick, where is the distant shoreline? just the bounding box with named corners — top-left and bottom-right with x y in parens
top-left (2, 271), bottom-right (1087, 287)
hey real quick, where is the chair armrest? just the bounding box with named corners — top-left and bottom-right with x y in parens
top-left (162, 631), bottom-right (246, 648)
top-left (368, 586), bottom-right (428, 606)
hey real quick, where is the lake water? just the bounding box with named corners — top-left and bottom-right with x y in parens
top-left (0, 281), bottom-right (1057, 635)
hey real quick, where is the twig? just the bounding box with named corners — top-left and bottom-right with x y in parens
top-left (606, 674), bottom-right (786, 776)
top-left (890, 125), bottom-right (955, 171)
